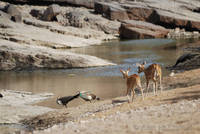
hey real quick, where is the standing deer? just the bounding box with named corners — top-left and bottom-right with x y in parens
top-left (136, 62), bottom-right (162, 96)
top-left (120, 68), bottom-right (144, 102)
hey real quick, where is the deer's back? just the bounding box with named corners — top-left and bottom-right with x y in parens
top-left (127, 74), bottom-right (140, 86)
top-left (145, 64), bottom-right (162, 79)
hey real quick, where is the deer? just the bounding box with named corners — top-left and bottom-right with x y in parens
top-left (120, 68), bottom-right (144, 102)
top-left (136, 62), bottom-right (162, 96)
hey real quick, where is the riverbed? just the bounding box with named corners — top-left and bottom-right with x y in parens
top-left (0, 39), bottom-right (183, 109)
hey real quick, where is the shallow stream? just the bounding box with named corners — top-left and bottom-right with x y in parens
top-left (0, 39), bottom-right (184, 109)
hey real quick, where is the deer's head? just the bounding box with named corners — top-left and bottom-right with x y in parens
top-left (136, 61), bottom-right (146, 73)
top-left (120, 68), bottom-right (130, 79)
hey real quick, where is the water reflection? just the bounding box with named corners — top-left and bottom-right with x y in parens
top-left (0, 39), bottom-right (183, 108)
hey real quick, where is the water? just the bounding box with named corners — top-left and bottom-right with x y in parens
top-left (0, 39), bottom-right (182, 109)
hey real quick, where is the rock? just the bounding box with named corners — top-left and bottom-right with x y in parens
top-left (119, 20), bottom-right (169, 39)
top-left (56, 14), bottom-right (69, 26)
top-left (0, 2), bottom-right (7, 11)
top-left (65, 9), bottom-right (120, 34)
top-left (0, 39), bottom-right (115, 71)
top-left (167, 28), bottom-right (200, 39)
top-left (11, 15), bottom-right (22, 23)
top-left (42, 4), bottom-right (61, 21)
top-left (30, 9), bottom-right (44, 19)
top-left (1, 0), bottom-right (105, 9)
top-left (94, 0), bottom-right (200, 32)
top-left (124, 4), bottom-right (154, 21)
top-left (171, 53), bottom-right (200, 70)
top-left (67, 11), bottom-right (87, 28)
top-left (0, 90), bottom-right (54, 124)
top-left (148, 10), bottom-right (200, 32)
top-left (0, 10), bottom-right (11, 21)
top-left (5, 4), bottom-right (22, 23)
top-left (94, 2), bottom-right (129, 21)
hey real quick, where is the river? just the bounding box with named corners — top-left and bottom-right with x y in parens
top-left (0, 39), bottom-right (184, 108)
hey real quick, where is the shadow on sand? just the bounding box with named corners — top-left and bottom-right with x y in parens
top-left (163, 89), bottom-right (200, 103)
top-left (112, 99), bottom-right (128, 104)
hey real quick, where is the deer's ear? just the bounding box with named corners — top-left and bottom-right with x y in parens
top-left (135, 63), bottom-right (140, 67)
top-left (120, 69), bottom-right (123, 73)
top-left (143, 61), bottom-right (146, 65)
top-left (127, 68), bottom-right (131, 71)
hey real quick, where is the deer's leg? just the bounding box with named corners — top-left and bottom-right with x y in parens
top-left (146, 80), bottom-right (149, 96)
top-left (152, 78), bottom-right (158, 96)
top-left (152, 81), bottom-right (155, 95)
top-left (155, 81), bottom-right (157, 95)
top-left (140, 86), bottom-right (144, 100)
top-left (131, 87), bottom-right (136, 102)
top-left (126, 87), bottom-right (131, 103)
top-left (138, 82), bottom-right (144, 100)
top-left (159, 75), bottom-right (163, 93)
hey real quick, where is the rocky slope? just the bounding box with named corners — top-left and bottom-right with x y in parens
top-left (1, 0), bottom-right (200, 70)
top-left (0, 1), bottom-right (119, 70)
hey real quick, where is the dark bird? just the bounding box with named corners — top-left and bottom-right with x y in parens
top-left (173, 53), bottom-right (198, 67)
top-left (79, 92), bottom-right (100, 102)
top-left (56, 92), bottom-right (80, 108)
top-left (0, 93), bottom-right (3, 98)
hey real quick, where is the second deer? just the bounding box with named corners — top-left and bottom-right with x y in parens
top-left (136, 62), bottom-right (162, 96)
top-left (120, 68), bottom-right (144, 102)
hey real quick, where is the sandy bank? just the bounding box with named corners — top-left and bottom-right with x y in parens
top-left (19, 68), bottom-right (200, 134)
top-left (0, 90), bottom-right (54, 124)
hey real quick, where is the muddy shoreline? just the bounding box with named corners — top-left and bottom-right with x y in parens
top-left (19, 68), bottom-right (200, 133)
top-left (1, 62), bottom-right (200, 134)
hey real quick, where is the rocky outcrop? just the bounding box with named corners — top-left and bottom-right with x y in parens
top-left (171, 53), bottom-right (200, 71)
top-left (0, 39), bottom-right (115, 71)
top-left (169, 43), bottom-right (200, 71)
top-left (94, 2), bottom-right (129, 21)
top-left (119, 20), bottom-right (169, 39)
top-left (0, 1), bottom-right (119, 70)
top-left (1, 0), bottom-right (108, 9)
top-left (41, 4), bottom-right (61, 21)
top-left (1, 4), bottom-right (23, 23)
top-left (148, 10), bottom-right (200, 31)
top-left (167, 28), bottom-right (200, 39)
top-left (94, 0), bottom-right (200, 34)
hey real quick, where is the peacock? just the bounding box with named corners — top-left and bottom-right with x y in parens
top-left (79, 91), bottom-right (100, 102)
top-left (56, 92), bottom-right (80, 108)
top-left (0, 93), bottom-right (3, 98)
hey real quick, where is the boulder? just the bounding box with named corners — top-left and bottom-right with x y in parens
top-left (42, 4), bottom-right (61, 21)
top-left (67, 11), bottom-right (87, 28)
top-left (94, 2), bottom-right (129, 21)
top-left (56, 14), bottom-right (69, 26)
top-left (148, 9), bottom-right (200, 32)
top-left (5, 4), bottom-right (22, 23)
top-left (171, 53), bottom-right (200, 70)
top-left (119, 20), bottom-right (169, 39)
top-left (125, 5), bottom-right (154, 21)
top-left (30, 9), bottom-right (44, 19)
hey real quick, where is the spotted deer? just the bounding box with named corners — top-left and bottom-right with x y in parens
top-left (120, 68), bottom-right (144, 102)
top-left (136, 62), bottom-right (162, 96)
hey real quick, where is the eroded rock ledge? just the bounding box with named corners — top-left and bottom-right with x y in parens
top-left (0, 39), bottom-right (115, 70)
top-left (0, 1), bottom-right (118, 70)
top-left (1, 0), bottom-right (200, 70)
